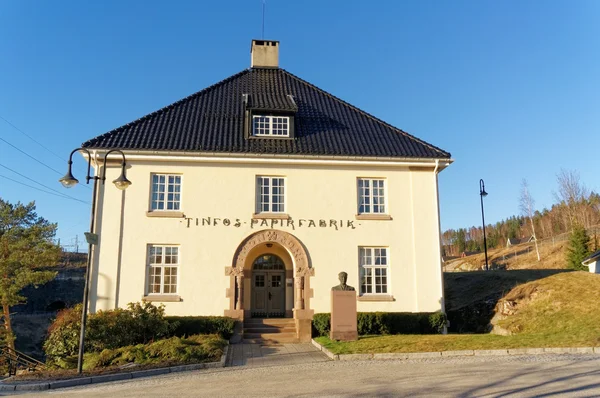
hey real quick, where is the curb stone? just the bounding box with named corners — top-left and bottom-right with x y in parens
top-left (442, 350), bottom-right (474, 357)
top-left (373, 353), bottom-right (408, 360)
top-left (310, 339), bottom-right (600, 362)
top-left (49, 377), bottom-right (92, 389)
top-left (339, 354), bottom-right (373, 361)
top-left (406, 352), bottom-right (442, 359)
top-left (474, 349), bottom-right (509, 356)
top-left (0, 344), bottom-right (229, 392)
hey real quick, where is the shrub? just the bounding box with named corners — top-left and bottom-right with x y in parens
top-left (83, 334), bottom-right (226, 371)
top-left (166, 316), bottom-right (236, 339)
top-left (312, 312), bottom-right (447, 337)
top-left (312, 313), bottom-right (330, 337)
top-left (43, 304), bottom-right (83, 367)
top-left (87, 302), bottom-right (173, 351)
top-left (45, 302), bottom-right (174, 368)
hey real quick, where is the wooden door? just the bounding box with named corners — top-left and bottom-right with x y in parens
top-left (252, 272), bottom-right (268, 315)
top-left (267, 272), bottom-right (285, 316)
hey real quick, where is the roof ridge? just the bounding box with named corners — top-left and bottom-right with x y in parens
top-left (278, 68), bottom-right (451, 158)
top-left (82, 69), bottom-right (251, 147)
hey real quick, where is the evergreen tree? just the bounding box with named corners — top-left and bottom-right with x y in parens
top-left (0, 199), bottom-right (59, 350)
top-left (566, 223), bottom-right (591, 270)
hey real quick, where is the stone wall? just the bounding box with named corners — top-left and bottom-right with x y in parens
top-left (12, 268), bottom-right (85, 359)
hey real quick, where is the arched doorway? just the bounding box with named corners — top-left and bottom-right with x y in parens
top-left (250, 254), bottom-right (286, 318)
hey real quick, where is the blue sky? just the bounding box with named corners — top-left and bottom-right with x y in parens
top-left (1, 1), bottom-right (599, 249)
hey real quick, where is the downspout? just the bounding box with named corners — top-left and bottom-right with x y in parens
top-left (433, 159), bottom-right (448, 334)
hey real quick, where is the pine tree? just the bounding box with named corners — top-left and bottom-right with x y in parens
top-left (0, 199), bottom-right (59, 350)
top-left (566, 223), bottom-right (591, 270)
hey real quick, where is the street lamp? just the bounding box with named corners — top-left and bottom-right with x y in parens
top-left (479, 179), bottom-right (489, 271)
top-left (59, 148), bottom-right (131, 374)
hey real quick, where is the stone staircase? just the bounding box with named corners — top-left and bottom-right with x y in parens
top-left (243, 318), bottom-right (299, 344)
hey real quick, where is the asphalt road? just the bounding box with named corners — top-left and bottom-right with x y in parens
top-left (26, 354), bottom-right (600, 397)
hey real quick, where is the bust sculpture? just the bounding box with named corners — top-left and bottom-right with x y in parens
top-left (331, 271), bottom-right (355, 291)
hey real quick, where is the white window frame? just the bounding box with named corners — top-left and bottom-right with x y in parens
top-left (150, 174), bottom-right (182, 211)
top-left (256, 176), bottom-right (286, 213)
top-left (357, 178), bottom-right (387, 214)
top-left (359, 247), bottom-right (389, 295)
top-left (147, 245), bottom-right (180, 295)
top-left (252, 115), bottom-right (290, 137)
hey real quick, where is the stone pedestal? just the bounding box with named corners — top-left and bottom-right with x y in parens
top-left (294, 308), bottom-right (314, 342)
top-left (330, 291), bottom-right (357, 341)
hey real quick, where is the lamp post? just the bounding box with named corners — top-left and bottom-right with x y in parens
top-left (479, 179), bottom-right (489, 271)
top-left (59, 148), bottom-right (131, 374)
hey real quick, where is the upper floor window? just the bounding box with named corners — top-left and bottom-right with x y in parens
top-left (358, 178), bottom-right (386, 214)
top-left (151, 174), bottom-right (181, 211)
top-left (359, 247), bottom-right (389, 295)
top-left (253, 115), bottom-right (290, 137)
top-left (257, 176), bottom-right (285, 213)
top-left (147, 245), bottom-right (179, 295)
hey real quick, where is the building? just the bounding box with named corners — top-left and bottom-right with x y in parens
top-left (81, 40), bottom-right (452, 341)
top-left (506, 236), bottom-right (535, 247)
top-left (582, 250), bottom-right (600, 273)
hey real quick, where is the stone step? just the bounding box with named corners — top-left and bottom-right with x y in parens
top-left (243, 332), bottom-right (298, 343)
top-left (243, 326), bottom-right (296, 334)
top-left (242, 334), bottom-right (300, 344)
top-left (245, 318), bottom-right (295, 327)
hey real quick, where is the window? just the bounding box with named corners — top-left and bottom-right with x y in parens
top-left (252, 115), bottom-right (290, 137)
top-left (257, 176), bottom-right (285, 213)
top-left (147, 245), bottom-right (179, 294)
top-left (358, 178), bottom-right (386, 214)
top-left (151, 174), bottom-right (181, 211)
top-left (359, 247), bottom-right (389, 295)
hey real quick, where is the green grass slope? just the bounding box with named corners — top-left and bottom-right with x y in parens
top-left (317, 271), bottom-right (600, 354)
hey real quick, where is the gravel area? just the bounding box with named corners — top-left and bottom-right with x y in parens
top-left (25, 353), bottom-right (600, 397)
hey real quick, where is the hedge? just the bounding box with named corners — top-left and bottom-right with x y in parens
top-left (83, 334), bottom-right (226, 371)
top-left (312, 312), bottom-right (447, 337)
top-left (165, 316), bottom-right (236, 340)
top-left (44, 302), bottom-right (236, 369)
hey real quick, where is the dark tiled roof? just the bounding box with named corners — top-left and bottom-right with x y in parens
top-left (82, 68), bottom-right (451, 159)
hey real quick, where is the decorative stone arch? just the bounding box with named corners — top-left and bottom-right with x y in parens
top-left (225, 229), bottom-right (314, 329)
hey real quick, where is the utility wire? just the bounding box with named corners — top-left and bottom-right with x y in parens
top-left (0, 115), bottom-right (65, 162)
top-left (0, 162), bottom-right (87, 203)
top-left (0, 174), bottom-right (90, 205)
top-left (0, 136), bottom-right (64, 176)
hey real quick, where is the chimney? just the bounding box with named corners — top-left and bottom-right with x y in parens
top-left (250, 39), bottom-right (279, 68)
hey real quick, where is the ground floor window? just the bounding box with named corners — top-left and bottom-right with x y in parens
top-left (147, 245), bottom-right (179, 294)
top-left (359, 247), bottom-right (388, 294)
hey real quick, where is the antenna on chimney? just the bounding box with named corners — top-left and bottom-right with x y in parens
top-left (261, 0), bottom-right (265, 39)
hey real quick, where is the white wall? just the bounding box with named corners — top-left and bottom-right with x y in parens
top-left (89, 157), bottom-right (446, 316)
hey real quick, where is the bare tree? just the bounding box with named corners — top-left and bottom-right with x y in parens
top-left (554, 169), bottom-right (590, 228)
top-left (520, 179), bottom-right (541, 261)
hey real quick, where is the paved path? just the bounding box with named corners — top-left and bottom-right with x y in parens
top-left (226, 343), bottom-right (329, 367)
top-left (24, 353), bottom-right (600, 397)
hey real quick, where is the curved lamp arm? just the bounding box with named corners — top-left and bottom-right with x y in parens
top-left (101, 149), bottom-right (132, 190)
top-left (59, 147), bottom-right (93, 188)
top-left (479, 179), bottom-right (488, 197)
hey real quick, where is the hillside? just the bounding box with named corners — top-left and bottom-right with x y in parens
top-left (490, 272), bottom-right (600, 346)
top-left (444, 240), bottom-right (568, 272)
top-left (443, 269), bottom-right (567, 333)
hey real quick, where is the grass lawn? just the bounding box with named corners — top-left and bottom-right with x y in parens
top-left (315, 333), bottom-right (600, 355)
top-left (317, 272), bottom-right (600, 355)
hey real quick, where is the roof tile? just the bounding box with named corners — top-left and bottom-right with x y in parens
top-left (82, 68), bottom-right (450, 159)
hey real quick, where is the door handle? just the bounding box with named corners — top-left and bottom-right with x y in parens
top-left (268, 292), bottom-right (272, 300)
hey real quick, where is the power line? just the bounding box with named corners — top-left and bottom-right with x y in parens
top-left (0, 174), bottom-right (90, 205)
top-left (0, 162), bottom-right (88, 203)
top-left (0, 115), bottom-right (65, 162)
top-left (0, 136), bottom-right (64, 176)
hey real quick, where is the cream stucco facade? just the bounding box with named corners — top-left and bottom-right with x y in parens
top-left (88, 152), bottom-right (450, 328)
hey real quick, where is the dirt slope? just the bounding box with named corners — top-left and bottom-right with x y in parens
top-left (445, 241), bottom-right (568, 272)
